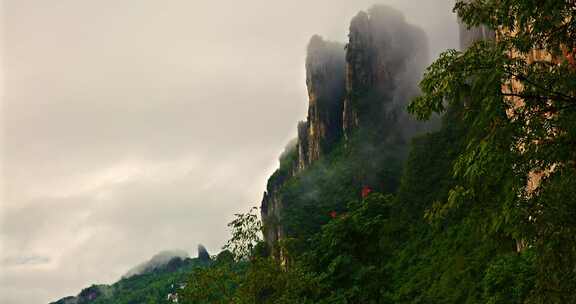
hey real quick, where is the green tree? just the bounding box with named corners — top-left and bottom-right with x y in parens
top-left (224, 207), bottom-right (262, 261)
top-left (481, 249), bottom-right (536, 304)
top-left (180, 264), bottom-right (241, 304)
top-left (301, 193), bottom-right (400, 303)
top-left (409, 1), bottom-right (576, 302)
top-left (234, 258), bottom-right (322, 304)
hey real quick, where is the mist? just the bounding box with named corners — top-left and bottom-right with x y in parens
top-left (269, 4), bottom-right (438, 245)
top-left (122, 250), bottom-right (189, 279)
top-left (1, 1), bottom-right (459, 303)
top-left (349, 5), bottom-right (432, 141)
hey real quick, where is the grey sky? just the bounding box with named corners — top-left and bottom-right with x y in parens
top-left (0, 1), bottom-right (458, 303)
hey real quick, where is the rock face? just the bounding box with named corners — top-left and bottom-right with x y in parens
top-left (458, 23), bottom-right (495, 49)
top-left (260, 5), bottom-right (428, 254)
top-left (458, 19), bottom-right (495, 50)
top-left (304, 35), bottom-right (346, 165)
top-left (261, 36), bottom-right (346, 251)
top-left (343, 11), bottom-right (375, 134)
top-left (296, 121), bottom-right (310, 171)
top-left (457, 0), bottom-right (495, 50)
top-left (197, 244), bottom-right (211, 262)
top-left (261, 176), bottom-right (286, 251)
top-left (344, 6), bottom-right (428, 139)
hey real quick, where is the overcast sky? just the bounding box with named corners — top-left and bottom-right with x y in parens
top-left (0, 1), bottom-right (458, 303)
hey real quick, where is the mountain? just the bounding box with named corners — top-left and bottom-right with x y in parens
top-left (247, 4), bottom-right (538, 303)
top-left (50, 250), bottom-right (211, 304)
top-left (260, 5), bottom-right (430, 259)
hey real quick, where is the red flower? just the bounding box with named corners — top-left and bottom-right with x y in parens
top-left (563, 47), bottom-right (576, 69)
top-left (329, 211), bottom-right (338, 219)
top-left (361, 186), bottom-right (372, 199)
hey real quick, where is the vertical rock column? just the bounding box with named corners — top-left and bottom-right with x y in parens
top-left (343, 11), bottom-right (376, 138)
top-left (260, 35), bottom-right (346, 253)
top-left (303, 35), bottom-right (346, 166)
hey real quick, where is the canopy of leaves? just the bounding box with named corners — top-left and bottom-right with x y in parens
top-left (409, 0), bottom-right (576, 301)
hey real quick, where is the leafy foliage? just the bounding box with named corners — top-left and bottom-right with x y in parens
top-left (180, 260), bottom-right (242, 304)
top-left (224, 207), bottom-right (262, 261)
top-left (481, 250), bottom-right (536, 304)
top-left (409, 0), bottom-right (576, 301)
top-left (302, 193), bottom-right (399, 303)
top-left (279, 129), bottom-right (407, 241)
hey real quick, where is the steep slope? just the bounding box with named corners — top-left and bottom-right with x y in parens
top-left (261, 35), bottom-right (346, 251)
top-left (251, 5), bottom-right (534, 303)
top-left (260, 5), bottom-right (429, 255)
top-left (343, 7), bottom-right (428, 139)
top-left (457, 0), bottom-right (495, 50)
top-left (301, 35), bottom-right (346, 168)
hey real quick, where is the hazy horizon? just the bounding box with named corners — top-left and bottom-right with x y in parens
top-left (1, 1), bottom-right (458, 303)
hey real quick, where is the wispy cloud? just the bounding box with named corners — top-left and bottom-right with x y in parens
top-left (3, 255), bottom-right (52, 267)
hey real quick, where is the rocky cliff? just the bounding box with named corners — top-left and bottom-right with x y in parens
top-left (344, 6), bottom-right (428, 139)
top-left (261, 5), bottom-right (428, 253)
top-left (343, 11), bottom-right (374, 134)
top-left (261, 36), bottom-right (346, 251)
top-left (457, 0), bottom-right (495, 50)
top-left (303, 35), bottom-right (346, 167)
top-left (458, 23), bottom-right (495, 50)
